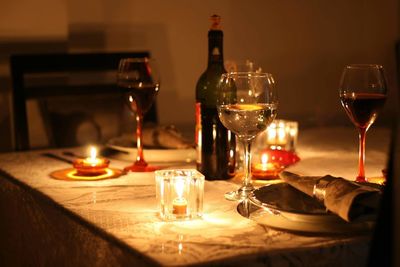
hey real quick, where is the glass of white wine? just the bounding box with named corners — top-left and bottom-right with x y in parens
top-left (218, 72), bottom-right (278, 200)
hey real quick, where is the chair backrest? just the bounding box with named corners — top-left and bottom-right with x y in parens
top-left (10, 51), bottom-right (157, 151)
top-left (396, 41), bottom-right (400, 87)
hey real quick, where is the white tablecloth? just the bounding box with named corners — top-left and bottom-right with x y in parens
top-left (0, 127), bottom-right (390, 266)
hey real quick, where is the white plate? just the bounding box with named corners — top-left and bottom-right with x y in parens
top-left (245, 204), bottom-right (374, 234)
top-left (106, 144), bottom-right (196, 163)
top-left (237, 201), bottom-right (374, 234)
top-left (249, 183), bottom-right (339, 224)
top-left (242, 183), bottom-right (375, 234)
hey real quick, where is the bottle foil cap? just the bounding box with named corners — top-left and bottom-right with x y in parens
top-left (210, 14), bottom-right (221, 30)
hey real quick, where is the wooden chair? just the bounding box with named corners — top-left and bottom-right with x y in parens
top-left (10, 52), bottom-right (158, 151)
top-left (396, 41), bottom-right (400, 86)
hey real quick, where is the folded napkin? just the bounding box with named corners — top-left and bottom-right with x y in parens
top-left (109, 125), bottom-right (193, 149)
top-left (280, 171), bottom-right (382, 222)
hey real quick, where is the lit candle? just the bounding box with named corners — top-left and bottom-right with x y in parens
top-left (172, 178), bottom-right (187, 215)
top-left (266, 121), bottom-right (291, 149)
top-left (172, 198), bottom-right (188, 215)
top-left (251, 150), bottom-right (282, 180)
top-left (155, 169), bottom-right (204, 221)
top-left (251, 149), bottom-right (300, 180)
top-left (267, 123), bottom-right (277, 144)
top-left (276, 124), bottom-right (287, 146)
top-left (73, 146), bottom-right (109, 176)
top-left (86, 147), bottom-right (101, 166)
top-left (255, 153), bottom-right (276, 172)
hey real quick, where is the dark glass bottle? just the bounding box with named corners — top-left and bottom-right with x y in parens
top-left (195, 15), bottom-right (236, 180)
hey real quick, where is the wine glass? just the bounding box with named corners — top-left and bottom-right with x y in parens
top-left (218, 72), bottom-right (278, 200)
top-left (117, 58), bottom-right (160, 172)
top-left (339, 64), bottom-right (387, 182)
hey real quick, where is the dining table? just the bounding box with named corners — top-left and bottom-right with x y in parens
top-left (0, 126), bottom-right (390, 267)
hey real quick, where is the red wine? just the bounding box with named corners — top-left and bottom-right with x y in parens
top-left (119, 83), bottom-right (159, 114)
top-left (340, 92), bottom-right (386, 129)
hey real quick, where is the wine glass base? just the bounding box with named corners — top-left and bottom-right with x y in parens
top-left (124, 164), bottom-right (160, 172)
top-left (356, 175), bottom-right (367, 183)
top-left (224, 185), bottom-right (254, 201)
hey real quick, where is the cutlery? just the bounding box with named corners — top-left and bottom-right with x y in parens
top-left (42, 153), bottom-right (74, 164)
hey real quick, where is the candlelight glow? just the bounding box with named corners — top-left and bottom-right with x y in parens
top-left (175, 177), bottom-right (185, 198)
top-left (155, 169), bottom-right (204, 220)
top-left (267, 126), bottom-right (277, 139)
top-left (90, 147), bottom-right (97, 160)
top-left (178, 243), bottom-right (183, 255)
top-left (67, 168), bottom-right (114, 180)
top-left (278, 128), bottom-right (286, 141)
top-left (86, 146), bottom-right (100, 166)
top-left (85, 146), bottom-right (100, 166)
top-left (73, 146), bottom-right (110, 176)
top-left (261, 154), bottom-right (269, 171)
top-left (172, 178), bottom-right (188, 215)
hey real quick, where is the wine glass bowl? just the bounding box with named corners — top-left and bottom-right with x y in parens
top-left (218, 72), bottom-right (278, 200)
top-left (117, 58), bottom-right (160, 172)
top-left (339, 64), bottom-right (387, 182)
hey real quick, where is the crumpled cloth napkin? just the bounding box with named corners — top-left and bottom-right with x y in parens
top-left (109, 125), bottom-right (193, 149)
top-left (280, 171), bottom-right (382, 222)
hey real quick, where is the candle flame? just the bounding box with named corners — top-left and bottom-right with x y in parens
top-left (289, 128), bottom-right (297, 137)
top-left (261, 153), bottom-right (269, 164)
top-left (86, 146), bottom-right (99, 165)
top-left (175, 178), bottom-right (185, 198)
top-left (90, 147), bottom-right (97, 160)
top-left (278, 128), bottom-right (286, 140)
top-left (178, 243), bottom-right (183, 254)
top-left (267, 127), bottom-right (277, 139)
top-left (260, 153), bottom-right (269, 171)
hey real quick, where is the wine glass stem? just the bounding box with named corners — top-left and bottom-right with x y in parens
top-left (135, 112), bottom-right (146, 166)
top-left (242, 139), bottom-right (253, 190)
top-left (357, 128), bottom-right (367, 182)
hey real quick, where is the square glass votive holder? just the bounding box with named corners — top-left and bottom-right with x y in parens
top-left (155, 169), bottom-right (204, 221)
top-left (254, 119), bottom-right (299, 152)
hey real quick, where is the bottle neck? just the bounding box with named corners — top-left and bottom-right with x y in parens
top-left (208, 30), bottom-right (224, 67)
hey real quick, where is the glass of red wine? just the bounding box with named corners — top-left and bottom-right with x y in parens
top-left (339, 64), bottom-right (387, 182)
top-left (117, 58), bottom-right (160, 172)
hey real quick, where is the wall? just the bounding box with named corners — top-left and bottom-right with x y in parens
top-left (0, 0), bottom-right (68, 151)
top-left (64, 0), bottom-right (400, 126)
top-left (0, 0), bottom-right (399, 151)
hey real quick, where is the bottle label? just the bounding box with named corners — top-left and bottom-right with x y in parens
top-left (195, 102), bottom-right (202, 167)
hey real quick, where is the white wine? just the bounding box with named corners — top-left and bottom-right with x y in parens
top-left (218, 103), bottom-right (277, 140)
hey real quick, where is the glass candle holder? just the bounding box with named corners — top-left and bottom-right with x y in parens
top-left (155, 169), bottom-right (204, 221)
top-left (259, 120), bottom-right (298, 152)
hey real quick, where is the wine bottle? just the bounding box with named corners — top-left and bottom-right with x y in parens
top-left (195, 15), bottom-right (236, 180)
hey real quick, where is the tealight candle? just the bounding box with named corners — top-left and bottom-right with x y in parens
top-left (172, 198), bottom-right (188, 215)
top-left (251, 149), bottom-right (300, 180)
top-left (172, 178), bottom-right (188, 216)
top-left (256, 154), bottom-right (276, 171)
top-left (73, 146), bottom-right (110, 176)
top-left (252, 152), bottom-right (282, 179)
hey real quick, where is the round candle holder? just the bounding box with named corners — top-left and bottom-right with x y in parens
top-left (73, 158), bottom-right (110, 176)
